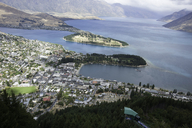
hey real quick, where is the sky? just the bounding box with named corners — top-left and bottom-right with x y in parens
top-left (104, 0), bottom-right (192, 12)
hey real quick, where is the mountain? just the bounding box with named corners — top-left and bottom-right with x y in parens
top-left (163, 12), bottom-right (192, 33)
top-left (112, 3), bottom-right (162, 19)
top-left (158, 9), bottom-right (191, 23)
top-left (0, 0), bottom-right (125, 17)
top-left (0, 0), bottom-right (162, 19)
top-left (0, 2), bottom-right (79, 32)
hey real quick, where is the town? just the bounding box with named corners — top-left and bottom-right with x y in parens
top-left (0, 32), bottom-right (192, 120)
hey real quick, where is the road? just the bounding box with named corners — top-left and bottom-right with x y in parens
top-left (36, 82), bottom-right (68, 119)
top-left (92, 86), bottom-right (98, 105)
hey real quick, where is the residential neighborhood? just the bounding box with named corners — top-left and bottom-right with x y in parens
top-left (1, 32), bottom-right (192, 120)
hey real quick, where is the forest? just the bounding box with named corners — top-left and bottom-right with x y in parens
top-left (37, 90), bottom-right (192, 128)
top-left (59, 53), bottom-right (147, 67)
top-left (1, 90), bottom-right (192, 128)
top-left (0, 90), bottom-right (38, 128)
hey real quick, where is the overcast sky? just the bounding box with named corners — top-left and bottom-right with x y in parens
top-left (104, 0), bottom-right (192, 12)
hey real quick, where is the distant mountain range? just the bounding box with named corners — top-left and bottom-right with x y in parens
top-left (112, 3), bottom-right (162, 19)
top-left (0, 0), bottom-right (161, 19)
top-left (0, 2), bottom-right (79, 32)
top-left (0, 0), bottom-right (124, 17)
top-left (163, 12), bottom-right (192, 33)
top-left (158, 9), bottom-right (191, 23)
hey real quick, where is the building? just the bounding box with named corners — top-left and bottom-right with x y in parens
top-left (124, 107), bottom-right (140, 121)
top-left (43, 96), bottom-right (51, 102)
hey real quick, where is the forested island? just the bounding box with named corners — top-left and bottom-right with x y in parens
top-left (59, 53), bottom-right (147, 67)
top-left (64, 32), bottom-right (128, 47)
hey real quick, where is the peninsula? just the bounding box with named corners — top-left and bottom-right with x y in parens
top-left (64, 32), bottom-right (128, 47)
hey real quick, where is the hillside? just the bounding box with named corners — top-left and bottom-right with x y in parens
top-left (112, 3), bottom-right (162, 19)
top-left (158, 9), bottom-right (191, 23)
top-left (0, 2), bottom-right (79, 32)
top-left (163, 12), bottom-right (192, 33)
top-left (0, 0), bottom-right (125, 17)
top-left (37, 91), bottom-right (192, 128)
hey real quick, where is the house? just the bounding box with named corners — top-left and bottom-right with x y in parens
top-left (40, 93), bottom-right (44, 97)
top-left (77, 86), bottom-right (87, 90)
top-left (68, 94), bottom-right (76, 97)
top-left (43, 96), bottom-right (51, 102)
top-left (22, 80), bottom-right (30, 83)
top-left (92, 81), bottom-right (98, 85)
top-left (40, 55), bottom-right (48, 60)
top-left (19, 83), bottom-right (30, 87)
top-left (13, 82), bottom-right (19, 86)
top-left (125, 88), bottom-right (129, 92)
top-left (33, 79), bottom-right (37, 83)
top-left (48, 80), bottom-right (53, 84)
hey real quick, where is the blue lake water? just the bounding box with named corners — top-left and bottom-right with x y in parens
top-left (1, 17), bottom-right (192, 92)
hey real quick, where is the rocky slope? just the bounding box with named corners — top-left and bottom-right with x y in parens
top-left (158, 9), bottom-right (191, 23)
top-left (163, 12), bottom-right (192, 33)
top-left (0, 2), bottom-right (80, 32)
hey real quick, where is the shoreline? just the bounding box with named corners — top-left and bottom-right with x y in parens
top-left (76, 63), bottom-right (148, 76)
top-left (82, 62), bottom-right (148, 68)
top-left (76, 63), bottom-right (84, 75)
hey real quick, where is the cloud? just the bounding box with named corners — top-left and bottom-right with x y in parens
top-left (104, 0), bottom-right (192, 12)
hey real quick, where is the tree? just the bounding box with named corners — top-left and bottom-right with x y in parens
top-left (173, 89), bottom-right (177, 93)
top-left (147, 83), bottom-right (150, 88)
top-left (0, 90), bottom-right (38, 128)
top-left (152, 84), bottom-right (155, 89)
top-left (6, 80), bottom-right (10, 87)
top-left (139, 82), bottom-right (141, 87)
top-left (57, 89), bottom-right (63, 100)
top-left (187, 92), bottom-right (191, 96)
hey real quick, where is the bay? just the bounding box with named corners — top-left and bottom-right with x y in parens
top-left (1, 17), bottom-right (192, 92)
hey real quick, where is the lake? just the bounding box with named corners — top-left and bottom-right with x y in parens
top-left (1, 17), bottom-right (192, 92)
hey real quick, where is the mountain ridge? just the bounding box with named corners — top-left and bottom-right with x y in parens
top-left (0, 0), bottom-right (125, 17)
top-left (163, 12), bottom-right (192, 33)
top-left (0, 0), bottom-right (161, 19)
top-left (0, 2), bottom-right (80, 32)
top-left (112, 3), bottom-right (162, 19)
top-left (158, 9), bottom-right (191, 23)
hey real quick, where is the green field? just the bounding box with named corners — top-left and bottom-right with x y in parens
top-left (6, 86), bottom-right (37, 96)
